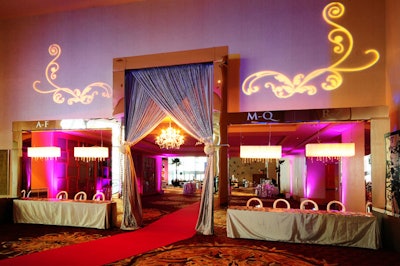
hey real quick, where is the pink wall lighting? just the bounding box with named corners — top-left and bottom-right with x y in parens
top-left (305, 158), bottom-right (326, 199)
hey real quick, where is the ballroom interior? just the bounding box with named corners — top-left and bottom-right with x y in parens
top-left (1, 0), bottom-right (400, 259)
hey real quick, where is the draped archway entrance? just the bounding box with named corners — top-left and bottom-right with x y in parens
top-left (113, 47), bottom-right (229, 235)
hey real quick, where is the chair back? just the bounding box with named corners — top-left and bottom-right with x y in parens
top-left (300, 199), bottom-right (319, 210)
top-left (74, 191), bottom-right (87, 201)
top-left (246, 197), bottom-right (263, 208)
top-left (56, 191), bottom-right (68, 200)
top-left (327, 200), bottom-right (346, 212)
top-left (366, 201), bottom-right (373, 213)
top-left (273, 198), bottom-right (291, 209)
top-left (92, 192), bottom-right (105, 201)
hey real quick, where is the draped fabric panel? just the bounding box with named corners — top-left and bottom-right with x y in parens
top-left (121, 75), bottom-right (166, 230)
top-left (131, 64), bottom-right (213, 143)
top-left (126, 63), bottom-right (215, 235)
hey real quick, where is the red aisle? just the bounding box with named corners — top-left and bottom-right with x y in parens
top-left (1, 202), bottom-right (200, 266)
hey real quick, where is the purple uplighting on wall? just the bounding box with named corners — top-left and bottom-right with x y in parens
top-left (341, 159), bottom-right (348, 205)
top-left (53, 161), bottom-right (65, 195)
top-left (306, 159), bottom-right (326, 199)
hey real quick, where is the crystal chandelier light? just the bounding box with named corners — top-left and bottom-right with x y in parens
top-left (155, 120), bottom-right (184, 149)
top-left (27, 146), bottom-right (61, 160)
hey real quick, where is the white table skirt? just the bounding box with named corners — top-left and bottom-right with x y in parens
top-left (226, 206), bottom-right (381, 249)
top-left (13, 198), bottom-right (115, 229)
top-left (183, 182), bottom-right (197, 195)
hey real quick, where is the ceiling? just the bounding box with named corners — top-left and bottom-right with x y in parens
top-left (134, 120), bottom-right (370, 158)
top-left (0, 0), bottom-right (142, 20)
top-left (5, 1), bottom-right (370, 158)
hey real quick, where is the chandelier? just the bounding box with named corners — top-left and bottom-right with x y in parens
top-left (155, 120), bottom-right (184, 149)
top-left (305, 143), bottom-right (355, 161)
top-left (27, 146), bottom-right (61, 160)
top-left (74, 146), bottom-right (109, 162)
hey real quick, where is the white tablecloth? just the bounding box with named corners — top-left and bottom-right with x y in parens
top-left (13, 198), bottom-right (115, 229)
top-left (183, 182), bottom-right (197, 195)
top-left (255, 184), bottom-right (279, 198)
top-left (226, 206), bottom-right (381, 249)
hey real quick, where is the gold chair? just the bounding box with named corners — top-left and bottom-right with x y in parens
top-left (366, 201), bottom-right (373, 213)
top-left (300, 199), bottom-right (319, 210)
top-left (56, 190), bottom-right (68, 200)
top-left (327, 200), bottom-right (346, 212)
top-left (246, 197), bottom-right (263, 208)
top-left (92, 191), bottom-right (105, 201)
top-left (273, 198), bottom-right (291, 209)
top-left (74, 191), bottom-right (87, 201)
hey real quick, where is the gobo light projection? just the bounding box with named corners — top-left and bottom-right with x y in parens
top-left (33, 44), bottom-right (111, 105)
top-left (242, 2), bottom-right (380, 99)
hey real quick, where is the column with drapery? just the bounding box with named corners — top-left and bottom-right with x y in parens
top-left (128, 62), bottom-right (215, 235)
top-left (120, 75), bottom-right (166, 230)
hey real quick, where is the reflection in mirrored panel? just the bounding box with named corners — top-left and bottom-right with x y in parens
top-left (14, 119), bottom-right (121, 200)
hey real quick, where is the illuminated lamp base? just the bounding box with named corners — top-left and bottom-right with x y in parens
top-left (305, 143), bottom-right (355, 162)
top-left (240, 145), bottom-right (282, 163)
top-left (27, 147), bottom-right (61, 160)
top-left (74, 147), bottom-right (109, 162)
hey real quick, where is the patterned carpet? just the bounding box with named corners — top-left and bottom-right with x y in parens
top-left (114, 243), bottom-right (328, 265)
top-left (0, 189), bottom-right (201, 260)
top-left (105, 205), bottom-right (332, 266)
top-left (0, 231), bottom-right (105, 259)
top-left (1, 188), bottom-right (400, 265)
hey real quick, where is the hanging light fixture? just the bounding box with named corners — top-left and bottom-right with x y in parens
top-left (155, 119), bottom-right (184, 149)
top-left (240, 145), bottom-right (282, 163)
top-left (304, 124), bottom-right (355, 161)
top-left (305, 143), bottom-right (355, 161)
top-left (74, 130), bottom-right (109, 162)
top-left (27, 146), bottom-right (61, 160)
top-left (74, 146), bottom-right (109, 162)
top-left (240, 124), bottom-right (282, 163)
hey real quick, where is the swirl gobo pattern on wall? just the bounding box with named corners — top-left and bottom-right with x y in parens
top-left (33, 44), bottom-right (112, 105)
top-left (242, 2), bottom-right (380, 99)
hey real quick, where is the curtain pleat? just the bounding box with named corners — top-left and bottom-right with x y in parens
top-left (121, 76), bottom-right (166, 230)
top-left (124, 63), bottom-right (215, 235)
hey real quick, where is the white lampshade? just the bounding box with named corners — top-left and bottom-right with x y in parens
top-left (74, 147), bottom-right (109, 162)
top-left (27, 146), bottom-right (61, 159)
top-left (305, 143), bottom-right (355, 159)
top-left (240, 145), bottom-right (282, 161)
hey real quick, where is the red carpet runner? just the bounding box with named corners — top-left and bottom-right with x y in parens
top-left (2, 202), bottom-right (200, 266)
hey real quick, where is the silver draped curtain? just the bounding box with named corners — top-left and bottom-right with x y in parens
top-left (122, 63), bottom-right (215, 235)
top-left (121, 76), bottom-right (166, 230)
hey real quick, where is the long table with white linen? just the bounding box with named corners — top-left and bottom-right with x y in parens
top-left (226, 206), bottom-right (381, 249)
top-left (13, 198), bottom-right (115, 229)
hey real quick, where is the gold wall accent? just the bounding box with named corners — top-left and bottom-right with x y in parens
top-left (242, 2), bottom-right (380, 99)
top-left (33, 44), bottom-right (111, 105)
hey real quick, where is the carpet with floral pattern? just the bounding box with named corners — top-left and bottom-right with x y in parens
top-left (1, 189), bottom-right (400, 265)
top-left (0, 189), bottom-right (201, 260)
top-left (110, 243), bottom-right (328, 266)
